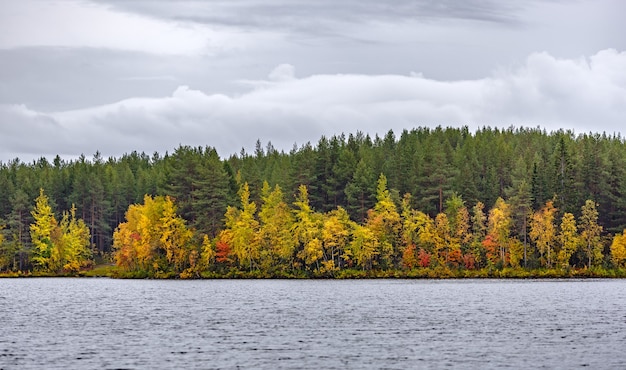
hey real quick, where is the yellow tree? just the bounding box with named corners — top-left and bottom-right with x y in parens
top-left (610, 230), bottom-right (626, 268)
top-left (321, 207), bottom-right (353, 271)
top-left (113, 195), bottom-right (161, 271)
top-left (529, 200), bottom-right (557, 268)
top-left (348, 224), bottom-right (377, 270)
top-left (579, 200), bottom-right (603, 268)
top-left (113, 195), bottom-right (194, 275)
top-left (487, 198), bottom-right (512, 267)
top-left (292, 185), bottom-right (323, 270)
top-left (366, 174), bottom-right (401, 268)
top-left (415, 212), bottom-right (436, 266)
top-left (508, 239), bottom-right (524, 268)
top-left (470, 202), bottom-right (487, 267)
top-left (199, 235), bottom-right (214, 271)
top-left (443, 194), bottom-right (470, 267)
top-left (30, 189), bottom-right (92, 273)
top-left (434, 213), bottom-right (451, 266)
top-left (557, 212), bottom-right (579, 269)
top-left (258, 182), bottom-right (296, 271)
top-left (400, 194), bottom-right (436, 267)
top-left (159, 197), bottom-right (194, 272)
top-left (113, 203), bottom-right (145, 271)
top-left (30, 189), bottom-right (59, 271)
top-left (57, 206), bottom-right (92, 273)
top-left (445, 193), bottom-right (471, 248)
top-left (226, 183), bottom-right (261, 270)
top-left (400, 194), bottom-right (419, 248)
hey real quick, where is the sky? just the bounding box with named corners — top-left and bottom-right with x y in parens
top-left (1, 0), bottom-right (625, 162)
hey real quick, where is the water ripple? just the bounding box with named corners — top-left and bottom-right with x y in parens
top-left (1, 278), bottom-right (626, 369)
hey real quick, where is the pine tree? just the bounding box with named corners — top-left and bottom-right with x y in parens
top-left (345, 159), bottom-right (375, 223)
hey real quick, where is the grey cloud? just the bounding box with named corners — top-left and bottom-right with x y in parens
top-left (0, 47), bottom-right (256, 111)
top-left (1, 49), bottom-right (624, 163)
top-left (0, 105), bottom-right (76, 158)
top-left (95, 0), bottom-right (524, 34)
top-left (3, 0), bottom-right (623, 116)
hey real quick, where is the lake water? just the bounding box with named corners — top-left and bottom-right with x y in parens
top-left (1, 278), bottom-right (626, 369)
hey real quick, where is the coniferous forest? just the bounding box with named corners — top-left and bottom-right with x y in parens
top-left (3, 126), bottom-right (626, 278)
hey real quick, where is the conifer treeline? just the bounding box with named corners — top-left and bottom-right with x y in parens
top-left (1, 126), bottom-right (626, 272)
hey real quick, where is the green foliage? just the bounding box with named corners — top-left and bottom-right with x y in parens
top-left (162, 146), bottom-right (229, 238)
top-left (2, 126), bottom-right (626, 276)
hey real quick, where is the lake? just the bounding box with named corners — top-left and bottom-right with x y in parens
top-left (1, 278), bottom-right (625, 369)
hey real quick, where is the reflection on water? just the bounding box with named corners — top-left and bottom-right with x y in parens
top-left (1, 278), bottom-right (626, 369)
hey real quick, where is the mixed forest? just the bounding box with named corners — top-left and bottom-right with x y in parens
top-left (2, 126), bottom-right (626, 278)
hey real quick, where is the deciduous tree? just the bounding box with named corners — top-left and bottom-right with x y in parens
top-left (610, 230), bottom-right (626, 268)
top-left (224, 183), bottom-right (261, 270)
top-left (258, 182), bottom-right (296, 270)
top-left (487, 198), bottom-right (512, 266)
top-left (293, 185), bottom-right (323, 270)
top-left (557, 212), bottom-right (579, 268)
top-left (366, 174), bottom-right (401, 268)
top-left (321, 207), bottom-right (353, 270)
top-left (30, 189), bottom-right (59, 271)
top-left (113, 195), bottom-right (194, 275)
top-left (579, 200), bottom-right (603, 268)
top-left (530, 200), bottom-right (557, 268)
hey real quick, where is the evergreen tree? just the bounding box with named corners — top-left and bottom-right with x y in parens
top-left (163, 146), bottom-right (229, 238)
top-left (506, 157), bottom-right (533, 267)
top-left (8, 189), bottom-right (31, 270)
top-left (345, 159), bottom-right (375, 223)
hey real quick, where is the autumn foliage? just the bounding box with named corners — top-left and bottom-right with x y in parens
top-left (30, 189), bottom-right (92, 273)
top-left (106, 174), bottom-right (626, 277)
top-left (113, 195), bottom-right (205, 277)
top-left (18, 172), bottom-right (621, 278)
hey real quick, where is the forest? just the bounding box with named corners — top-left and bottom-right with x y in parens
top-left (2, 126), bottom-right (626, 278)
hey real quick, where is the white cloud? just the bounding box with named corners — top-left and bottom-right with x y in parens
top-left (0, 0), bottom-right (256, 55)
top-left (1, 49), bottom-right (625, 162)
top-left (268, 64), bottom-right (296, 82)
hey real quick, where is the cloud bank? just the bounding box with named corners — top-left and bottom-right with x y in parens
top-left (0, 0), bottom-right (259, 56)
top-left (1, 49), bottom-right (625, 162)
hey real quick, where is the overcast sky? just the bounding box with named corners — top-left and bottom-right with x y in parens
top-left (1, 0), bottom-right (625, 162)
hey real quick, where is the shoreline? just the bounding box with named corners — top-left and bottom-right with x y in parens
top-left (2, 266), bottom-right (625, 280)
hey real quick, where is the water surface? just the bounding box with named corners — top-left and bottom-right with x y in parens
top-left (1, 278), bottom-right (625, 369)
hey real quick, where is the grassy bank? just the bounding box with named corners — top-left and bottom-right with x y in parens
top-left (4, 266), bottom-right (626, 279)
